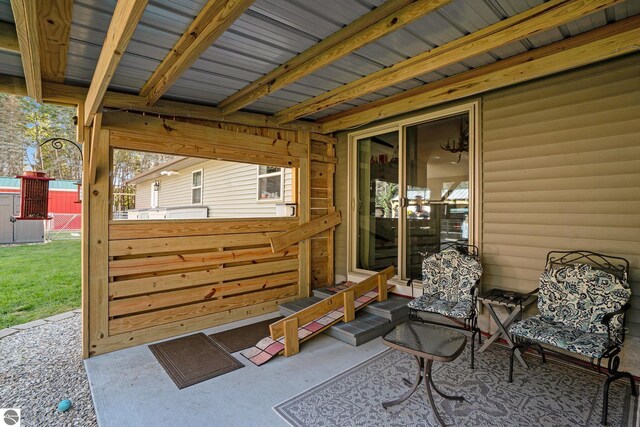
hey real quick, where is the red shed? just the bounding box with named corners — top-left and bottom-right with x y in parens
top-left (0, 176), bottom-right (81, 229)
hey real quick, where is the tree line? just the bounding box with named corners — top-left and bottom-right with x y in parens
top-left (0, 94), bottom-right (176, 212)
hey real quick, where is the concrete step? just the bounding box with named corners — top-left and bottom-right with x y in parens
top-left (313, 287), bottom-right (410, 323)
top-left (323, 312), bottom-right (395, 346)
top-left (278, 293), bottom-right (409, 347)
top-left (279, 296), bottom-right (324, 317)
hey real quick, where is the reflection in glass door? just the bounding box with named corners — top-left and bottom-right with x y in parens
top-left (404, 113), bottom-right (470, 279)
top-left (356, 131), bottom-right (400, 272)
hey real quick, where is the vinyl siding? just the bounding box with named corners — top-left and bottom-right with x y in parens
top-left (482, 55), bottom-right (640, 337)
top-left (333, 54), bottom-right (640, 336)
top-left (133, 160), bottom-right (293, 218)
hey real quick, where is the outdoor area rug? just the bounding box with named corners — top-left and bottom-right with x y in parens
top-left (274, 345), bottom-right (638, 427)
top-left (149, 333), bottom-right (243, 389)
top-left (209, 316), bottom-right (283, 353)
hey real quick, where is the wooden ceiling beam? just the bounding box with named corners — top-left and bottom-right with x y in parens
top-left (142, 0), bottom-right (255, 106)
top-left (0, 74), bottom-right (322, 132)
top-left (319, 15), bottom-right (640, 133)
top-left (10, 0), bottom-right (42, 101)
top-left (218, 0), bottom-right (451, 115)
top-left (83, 0), bottom-right (148, 127)
top-left (0, 21), bottom-right (20, 53)
top-left (36, 0), bottom-right (73, 83)
top-left (277, 0), bottom-right (622, 124)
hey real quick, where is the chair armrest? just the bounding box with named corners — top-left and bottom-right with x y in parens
top-left (469, 279), bottom-right (481, 295)
top-left (601, 303), bottom-right (631, 325)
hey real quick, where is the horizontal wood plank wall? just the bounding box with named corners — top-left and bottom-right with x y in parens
top-left (309, 133), bottom-right (337, 287)
top-left (85, 116), bottom-right (319, 356)
top-left (107, 218), bottom-right (299, 334)
top-left (482, 54), bottom-right (640, 336)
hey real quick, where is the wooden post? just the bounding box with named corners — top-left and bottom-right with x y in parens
top-left (343, 290), bottom-right (355, 322)
top-left (377, 274), bottom-right (388, 302)
top-left (283, 317), bottom-right (299, 357)
top-left (298, 130), bottom-right (311, 297)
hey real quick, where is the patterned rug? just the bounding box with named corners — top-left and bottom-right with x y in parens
top-left (274, 345), bottom-right (638, 427)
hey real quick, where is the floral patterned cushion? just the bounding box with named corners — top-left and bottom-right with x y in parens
top-left (421, 249), bottom-right (483, 303)
top-left (509, 316), bottom-right (611, 359)
top-left (408, 293), bottom-right (473, 319)
top-left (538, 263), bottom-right (630, 338)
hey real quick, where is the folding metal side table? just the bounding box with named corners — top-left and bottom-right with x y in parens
top-left (478, 289), bottom-right (538, 369)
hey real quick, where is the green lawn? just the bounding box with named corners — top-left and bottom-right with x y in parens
top-left (0, 240), bottom-right (81, 329)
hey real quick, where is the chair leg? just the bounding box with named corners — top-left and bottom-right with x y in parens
top-left (508, 345), bottom-right (519, 383)
top-left (470, 329), bottom-right (475, 369)
top-left (533, 344), bottom-right (546, 363)
top-left (601, 371), bottom-right (637, 426)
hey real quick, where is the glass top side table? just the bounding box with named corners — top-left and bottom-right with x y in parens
top-left (381, 321), bottom-right (467, 427)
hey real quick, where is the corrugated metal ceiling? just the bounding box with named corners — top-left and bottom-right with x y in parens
top-left (0, 0), bottom-right (638, 120)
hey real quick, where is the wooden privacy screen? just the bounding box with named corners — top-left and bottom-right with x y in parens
top-left (107, 218), bottom-right (300, 335)
top-left (85, 113), bottom-right (336, 356)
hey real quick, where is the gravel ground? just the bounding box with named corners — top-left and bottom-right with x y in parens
top-left (0, 313), bottom-right (97, 426)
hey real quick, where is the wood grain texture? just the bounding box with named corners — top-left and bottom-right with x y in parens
top-left (36, 0), bottom-right (72, 83)
top-left (109, 258), bottom-right (299, 298)
top-left (320, 15), bottom-right (640, 133)
top-left (109, 246), bottom-right (298, 277)
top-left (280, 0), bottom-right (621, 123)
top-left (103, 112), bottom-right (305, 157)
top-left (269, 211), bottom-right (341, 252)
top-left (109, 217), bottom-right (297, 240)
top-left (283, 317), bottom-right (300, 357)
top-left (109, 232), bottom-right (272, 256)
top-left (88, 129), bottom-right (110, 348)
top-left (83, 0), bottom-right (148, 126)
top-left (91, 297), bottom-right (296, 356)
top-left (144, 0), bottom-right (254, 105)
top-left (109, 285), bottom-right (297, 334)
top-left (109, 270), bottom-right (298, 316)
top-left (10, 0), bottom-right (42, 101)
top-left (218, 0), bottom-right (450, 114)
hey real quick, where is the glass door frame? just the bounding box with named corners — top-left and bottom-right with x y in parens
top-left (347, 101), bottom-right (480, 288)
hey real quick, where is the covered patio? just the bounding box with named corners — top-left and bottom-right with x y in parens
top-left (0, 0), bottom-right (639, 425)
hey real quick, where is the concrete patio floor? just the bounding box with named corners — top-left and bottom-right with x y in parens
top-left (85, 312), bottom-right (640, 427)
top-left (85, 312), bottom-right (388, 427)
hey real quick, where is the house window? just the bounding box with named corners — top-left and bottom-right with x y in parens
top-left (191, 170), bottom-right (203, 204)
top-left (257, 165), bottom-right (283, 201)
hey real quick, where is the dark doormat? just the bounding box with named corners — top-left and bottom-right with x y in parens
top-left (149, 333), bottom-right (244, 389)
top-left (209, 316), bottom-right (284, 353)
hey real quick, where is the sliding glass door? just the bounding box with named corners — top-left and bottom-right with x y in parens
top-left (351, 104), bottom-right (476, 281)
top-left (355, 130), bottom-right (400, 272)
top-left (404, 113), bottom-right (470, 280)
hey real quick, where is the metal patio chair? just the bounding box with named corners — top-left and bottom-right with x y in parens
top-left (407, 241), bottom-right (483, 368)
top-left (508, 250), bottom-right (636, 425)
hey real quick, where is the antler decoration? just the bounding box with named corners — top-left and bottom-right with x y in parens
top-left (441, 117), bottom-right (469, 163)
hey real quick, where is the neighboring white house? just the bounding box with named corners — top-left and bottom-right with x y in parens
top-left (126, 157), bottom-right (294, 219)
